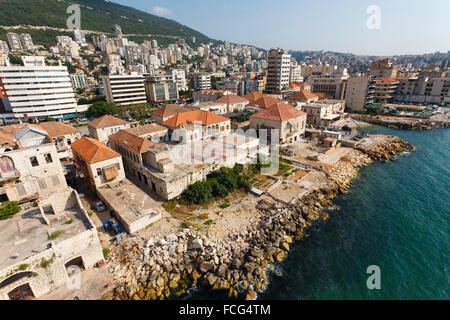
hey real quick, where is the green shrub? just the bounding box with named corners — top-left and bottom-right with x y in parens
top-left (183, 181), bottom-right (213, 205)
top-left (40, 258), bottom-right (54, 269)
top-left (102, 248), bottom-right (110, 259)
top-left (162, 201), bottom-right (177, 212)
top-left (65, 219), bottom-right (73, 224)
top-left (17, 264), bottom-right (29, 271)
top-left (219, 203), bottom-right (230, 209)
top-left (49, 230), bottom-right (64, 240)
top-left (204, 219), bottom-right (214, 225)
top-left (0, 201), bottom-right (21, 220)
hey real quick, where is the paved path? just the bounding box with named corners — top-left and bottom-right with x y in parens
top-left (38, 267), bottom-right (113, 300)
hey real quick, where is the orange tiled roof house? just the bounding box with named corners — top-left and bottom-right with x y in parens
top-left (161, 110), bottom-right (231, 143)
top-left (250, 102), bottom-right (307, 145)
top-left (71, 137), bottom-right (125, 188)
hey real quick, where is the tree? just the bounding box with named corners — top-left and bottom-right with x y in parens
top-left (183, 181), bottom-right (213, 205)
top-left (209, 179), bottom-right (229, 198)
top-left (8, 54), bottom-right (23, 66)
top-left (87, 101), bottom-right (117, 117)
top-left (218, 167), bottom-right (238, 192)
top-left (0, 201), bottom-right (21, 220)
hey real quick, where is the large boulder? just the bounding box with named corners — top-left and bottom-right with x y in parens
top-left (200, 261), bottom-right (214, 273)
top-left (191, 239), bottom-right (204, 250)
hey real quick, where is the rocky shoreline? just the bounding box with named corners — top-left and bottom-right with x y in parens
top-left (102, 136), bottom-right (415, 301)
top-left (351, 114), bottom-right (450, 130)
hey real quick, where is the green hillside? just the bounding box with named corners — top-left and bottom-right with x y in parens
top-left (0, 0), bottom-right (211, 44)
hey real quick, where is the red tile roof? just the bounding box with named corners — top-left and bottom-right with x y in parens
top-left (0, 131), bottom-right (15, 145)
top-left (151, 104), bottom-right (190, 118)
top-left (216, 94), bottom-right (249, 104)
top-left (251, 102), bottom-right (307, 122)
top-left (109, 130), bottom-right (159, 154)
top-left (124, 124), bottom-right (168, 136)
top-left (289, 82), bottom-right (310, 88)
top-left (38, 121), bottom-right (79, 137)
top-left (196, 90), bottom-right (225, 95)
top-left (71, 137), bottom-right (121, 164)
top-left (242, 91), bottom-right (265, 102)
top-left (88, 115), bottom-right (129, 129)
top-left (288, 90), bottom-right (318, 101)
top-left (376, 78), bottom-right (400, 84)
top-left (247, 95), bottom-right (280, 109)
top-left (162, 110), bottom-right (230, 128)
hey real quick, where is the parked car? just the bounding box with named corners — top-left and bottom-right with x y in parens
top-left (94, 201), bottom-right (107, 212)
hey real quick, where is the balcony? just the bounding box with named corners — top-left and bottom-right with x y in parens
top-left (0, 170), bottom-right (20, 182)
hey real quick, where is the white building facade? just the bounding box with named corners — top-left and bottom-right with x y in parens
top-left (0, 56), bottom-right (77, 124)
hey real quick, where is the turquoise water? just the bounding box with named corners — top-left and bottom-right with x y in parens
top-left (189, 127), bottom-right (450, 300)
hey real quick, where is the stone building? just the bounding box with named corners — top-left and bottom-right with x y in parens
top-left (150, 104), bottom-right (189, 124)
top-left (109, 129), bottom-right (266, 201)
top-left (0, 125), bottom-right (67, 203)
top-left (70, 137), bottom-right (125, 189)
top-left (38, 121), bottom-right (81, 160)
top-left (216, 94), bottom-right (250, 113)
top-left (0, 188), bottom-right (104, 300)
top-left (87, 115), bottom-right (131, 144)
top-left (250, 102), bottom-right (307, 145)
top-left (70, 137), bottom-right (161, 234)
top-left (287, 90), bottom-right (319, 104)
top-left (161, 110), bottom-right (231, 143)
top-left (301, 100), bottom-right (345, 127)
top-left (123, 123), bottom-right (168, 142)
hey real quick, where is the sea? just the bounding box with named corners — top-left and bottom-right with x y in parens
top-left (187, 126), bottom-right (449, 300)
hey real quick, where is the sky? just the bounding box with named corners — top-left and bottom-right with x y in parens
top-left (113, 0), bottom-right (450, 56)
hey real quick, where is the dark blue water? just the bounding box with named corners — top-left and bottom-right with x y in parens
top-left (190, 127), bottom-right (450, 300)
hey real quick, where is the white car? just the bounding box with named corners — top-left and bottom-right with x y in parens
top-left (94, 201), bottom-right (107, 212)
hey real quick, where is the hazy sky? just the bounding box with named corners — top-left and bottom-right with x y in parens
top-left (113, 0), bottom-right (450, 56)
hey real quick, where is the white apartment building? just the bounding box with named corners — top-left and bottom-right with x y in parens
top-left (73, 29), bottom-right (88, 47)
top-left (7, 33), bottom-right (22, 51)
top-left (70, 73), bottom-right (89, 89)
top-left (102, 73), bottom-right (147, 106)
top-left (265, 49), bottom-right (291, 94)
top-left (191, 73), bottom-right (211, 91)
top-left (308, 73), bottom-right (349, 100)
top-left (0, 41), bottom-right (9, 54)
top-left (106, 53), bottom-right (125, 75)
top-left (394, 77), bottom-right (450, 104)
top-left (345, 76), bottom-right (376, 111)
top-left (171, 69), bottom-right (187, 90)
top-left (0, 56), bottom-right (77, 124)
top-left (290, 59), bottom-right (303, 83)
top-left (19, 34), bottom-right (34, 51)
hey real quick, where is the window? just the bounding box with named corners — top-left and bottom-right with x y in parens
top-left (51, 175), bottom-right (60, 186)
top-left (15, 184), bottom-right (26, 196)
top-left (38, 179), bottom-right (47, 190)
top-left (30, 156), bottom-right (39, 167)
top-left (44, 153), bottom-right (53, 164)
top-left (97, 168), bottom-right (102, 176)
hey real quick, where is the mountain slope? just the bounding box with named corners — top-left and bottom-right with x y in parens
top-left (0, 0), bottom-right (211, 43)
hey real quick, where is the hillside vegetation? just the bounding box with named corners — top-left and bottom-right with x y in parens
top-left (0, 0), bottom-right (211, 45)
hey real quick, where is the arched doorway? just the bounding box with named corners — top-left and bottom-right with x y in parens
top-left (8, 283), bottom-right (35, 300)
top-left (0, 272), bottom-right (36, 300)
top-left (65, 257), bottom-right (85, 277)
